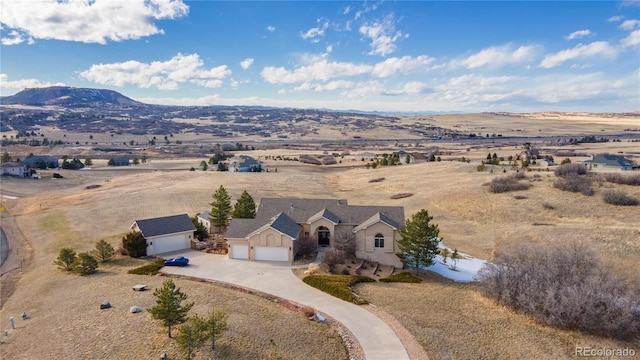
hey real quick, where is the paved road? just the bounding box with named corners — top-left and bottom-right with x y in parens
top-left (0, 227), bottom-right (8, 268)
top-left (161, 250), bottom-right (409, 360)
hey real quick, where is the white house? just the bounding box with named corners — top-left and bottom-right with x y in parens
top-left (0, 162), bottom-right (30, 178)
top-left (130, 214), bottom-right (196, 255)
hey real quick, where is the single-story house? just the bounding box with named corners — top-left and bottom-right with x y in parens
top-left (111, 157), bottom-right (130, 166)
top-left (355, 152), bottom-right (377, 161)
top-left (585, 154), bottom-right (634, 171)
top-left (23, 155), bottom-right (59, 169)
top-left (196, 211), bottom-right (212, 233)
top-left (228, 155), bottom-right (264, 172)
top-left (130, 214), bottom-right (196, 255)
top-left (0, 162), bottom-right (30, 178)
top-left (225, 198), bottom-right (404, 267)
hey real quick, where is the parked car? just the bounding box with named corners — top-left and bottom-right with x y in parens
top-left (164, 256), bottom-right (189, 267)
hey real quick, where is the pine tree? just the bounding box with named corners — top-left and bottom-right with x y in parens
top-left (450, 249), bottom-right (460, 270)
top-left (148, 279), bottom-right (194, 338)
top-left (176, 316), bottom-right (209, 360)
top-left (205, 307), bottom-right (228, 350)
top-left (72, 252), bottom-right (98, 275)
top-left (232, 190), bottom-right (256, 219)
top-left (396, 209), bottom-right (441, 274)
top-left (209, 185), bottom-right (232, 234)
top-left (93, 239), bottom-right (115, 262)
top-left (54, 247), bottom-right (77, 271)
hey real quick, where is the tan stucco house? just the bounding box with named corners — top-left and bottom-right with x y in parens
top-left (225, 198), bottom-right (404, 268)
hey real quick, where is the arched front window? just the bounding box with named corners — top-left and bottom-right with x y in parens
top-left (374, 233), bottom-right (384, 248)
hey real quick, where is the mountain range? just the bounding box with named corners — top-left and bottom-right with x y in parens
top-left (0, 86), bottom-right (142, 107)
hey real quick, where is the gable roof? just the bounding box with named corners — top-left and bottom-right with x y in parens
top-left (307, 208), bottom-right (340, 225)
top-left (251, 212), bottom-right (301, 239)
top-left (353, 212), bottom-right (401, 232)
top-left (586, 154), bottom-right (633, 167)
top-left (197, 211), bottom-right (210, 221)
top-left (132, 214), bottom-right (195, 238)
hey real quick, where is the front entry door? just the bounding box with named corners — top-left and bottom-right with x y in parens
top-left (317, 227), bottom-right (330, 246)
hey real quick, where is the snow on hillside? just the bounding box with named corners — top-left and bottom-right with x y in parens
top-left (420, 243), bottom-right (488, 282)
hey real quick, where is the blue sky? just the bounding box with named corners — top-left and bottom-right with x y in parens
top-left (1, 0), bottom-right (639, 113)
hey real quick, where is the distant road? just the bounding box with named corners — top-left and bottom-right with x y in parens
top-left (0, 227), bottom-right (8, 268)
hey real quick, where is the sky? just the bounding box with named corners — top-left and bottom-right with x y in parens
top-left (0, 0), bottom-right (639, 113)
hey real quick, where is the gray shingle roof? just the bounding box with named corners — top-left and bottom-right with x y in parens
top-left (308, 208), bottom-right (340, 224)
top-left (353, 212), bottom-right (401, 232)
top-left (134, 214), bottom-right (195, 238)
top-left (267, 212), bottom-right (302, 239)
top-left (586, 154), bottom-right (633, 168)
top-left (225, 218), bottom-right (262, 239)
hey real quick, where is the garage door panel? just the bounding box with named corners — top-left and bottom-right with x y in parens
top-left (254, 246), bottom-right (288, 262)
top-left (152, 234), bottom-right (188, 255)
top-left (231, 244), bottom-right (249, 259)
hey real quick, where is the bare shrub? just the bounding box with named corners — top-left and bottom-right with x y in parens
top-left (477, 242), bottom-right (640, 339)
top-left (368, 177), bottom-right (385, 183)
top-left (488, 176), bottom-right (532, 193)
top-left (602, 190), bottom-right (639, 206)
top-left (323, 248), bottom-right (345, 268)
top-left (553, 174), bottom-right (594, 195)
top-left (554, 163), bottom-right (587, 177)
top-left (296, 235), bottom-right (317, 258)
top-left (513, 195), bottom-right (528, 200)
top-left (603, 173), bottom-right (640, 186)
top-left (390, 193), bottom-right (413, 199)
top-left (511, 171), bottom-right (527, 180)
top-left (334, 232), bottom-right (356, 257)
top-left (301, 306), bottom-right (315, 318)
top-left (541, 202), bottom-right (555, 210)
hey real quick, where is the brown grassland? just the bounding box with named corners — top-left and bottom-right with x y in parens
top-left (1, 112), bottom-right (639, 359)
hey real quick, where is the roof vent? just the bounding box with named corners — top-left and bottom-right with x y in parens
top-left (288, 203), bottom-right (294, 215)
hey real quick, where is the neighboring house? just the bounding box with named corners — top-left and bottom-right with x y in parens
top-left (393, 150), bottom-right (413, 164)
top-left (197, 211), bottom-right (212, 233)
top-left (228, 155), bottom-right (264, 172)
top-left (355, 152), bottom-right (376, 161)
top-left (111, 157), bottom-right (130, 166)
top-left (409, 152), bottom-right (427, 163)
top-left (226, 198), bottom-right (404, 267)
top-left (130, 214), bottom-right (196, 255)
top-left (585, 154), bottom-right (634, 171)
top-left (539, 158), bottom-right (555, 167)
top-left (0, 162), bottom-right (30, 178)
top-left (23, 155), bottom-right (59, 169)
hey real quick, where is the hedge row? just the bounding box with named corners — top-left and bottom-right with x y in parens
top-left (380, 272), bottom-right (422, 283)
top-left (127, 258), bottom-right (166, 275)
top-left (303, 275), bottom-right (374, 304)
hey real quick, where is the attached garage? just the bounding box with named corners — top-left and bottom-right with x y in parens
top-left (254, 246), bottom-right (289, 262)
top-left (230, 244), bottom-right (249, 260)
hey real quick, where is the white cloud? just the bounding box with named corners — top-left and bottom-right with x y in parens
top-left (621, 29), bottom-right (640, 47)
top-left (0, 74), bottom-right (66, 94)
top-left (293, 80), bottom-right (355, 92)
top-left (539, 41), bottom-right (618, 68)
top-left (1, 30), bottom-right (25, 45)
top-left (620, 19), bottom-right (640, 30)
top-left (343, 6), bottom-right (352, 15)
top-left (359, 14), bottom-right (405, 56)
top-left (457, 44), bottom-right (538, 69)
top-left (608, 15), bottom-right (624, 22)
top-left (300, 18), bottom-right (329, 43)
top-left (565, 29), bottom-right (593, 40)
top-left (261, 60), bottom-right (371, 84)
top-left (371, 55), bottom-right (434, 77)
top-left (240, 58), bottom-right (254, 70)
top-left (79, 53), bottom-right (231, 90)
top-left (261, 55), bottom-right (432, 84)
top-left (0, 0), bottom-right (188, 45)
top-left (267, 25), bottom-right (276, 32)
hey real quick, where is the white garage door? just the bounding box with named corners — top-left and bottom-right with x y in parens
top-left (254, 246), bottom-right (289, 262)
top-left (152, 234), bottom-right (188, 255)
top-left (230, 244), bottom-right (249, 260)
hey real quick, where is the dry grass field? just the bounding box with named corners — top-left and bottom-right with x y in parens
top-left (1, 112), bottom-right (639, 358)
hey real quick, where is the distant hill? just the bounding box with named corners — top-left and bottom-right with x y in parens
top-left (0, 86), bottom-right (142, 107)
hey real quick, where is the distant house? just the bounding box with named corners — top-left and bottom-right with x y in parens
top-left (539, 158), bottom-right (555, 167)
top-left (393, 150), bottom-right (414, 164)
top-left (130, 214), bottom-right (196, 255)
top-left (228, 155), bottom-right (264, 172)
top-left (23, 155), bottom-right (59, 169)
top-left (197, 211), bottom-right (212, 233)
top-left (226, 197), bottom-right (404, 267)
top-left (408, 152), bottom-right (427, 163)
top-left (585, 154), bottom-right (634, 171)
top-left (355, 152), bottom-right (376, 161)
top-left (110, 157), bottom-right (130, 166)
top-left (1, 162), bottom-right (30, 178)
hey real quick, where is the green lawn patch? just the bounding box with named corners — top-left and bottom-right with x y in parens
top-left (303, 275), bottom-right (374, 305)
top-left (380, 272), bottom-right (422, 283)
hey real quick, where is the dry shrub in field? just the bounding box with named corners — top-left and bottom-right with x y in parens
top-left (488, 175), bottom-right (531, 193)
top-left (477, 242), bottom-right (640, 340)
top-left (553, 174), bottom-right (594, 196)
top-left (603, 173), bottom-right (640, 186)
top-left (301, 306), bottom-right (315, 318)
top-left (602, 190), bottom-right (639, 206)
top-left (323, 248), bottom-right (345, 268)
top-left (390, 193), bottom-right (413, 199)
top-left (368, 177), bottom-right (385, 183)
top-left (554, 163), bottom-right (587, 177)
top-left (541, 202), bottom-right (555, 210)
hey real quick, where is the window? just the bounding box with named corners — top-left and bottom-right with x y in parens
top-left (374, 234), bottom-right (384, 248)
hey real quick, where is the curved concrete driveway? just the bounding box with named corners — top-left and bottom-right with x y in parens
top-left (161, 250), bottom-right (409, 360)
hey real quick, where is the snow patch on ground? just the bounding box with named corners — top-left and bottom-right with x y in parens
top-left (421, 244), bottom-right (488, 282)
top-left (2, 195), bottom-right (18, 199)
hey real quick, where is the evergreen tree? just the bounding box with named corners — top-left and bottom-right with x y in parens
top-left (205, 307), bottom-right (228, 350)
top-left (396, 209), bottom-right (441, 274)
top-left (232, 190), bottom-right (256, 219)
top-left (209, 185), bottom-right (232, 234)
top-left (72, 252), bottom-right (99, 275)
top-left (122, 231), bottom-right (147, 258)
top-left (93, 239), bottom-right (115, 262)
top-left (1, 151), bottom-right (12, 163)
top-left (191, 215), bottom-right (208, 241)
top-left (148, 279), bottom-right (194, 338)
top-left (54, 247), bottom-right (77, 271)
top-left (176, 316), bottom-right (209, 360)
